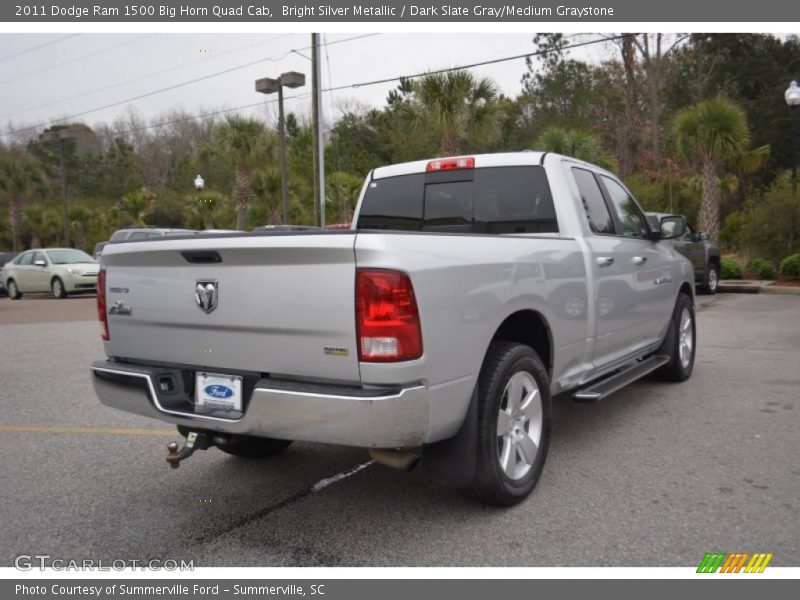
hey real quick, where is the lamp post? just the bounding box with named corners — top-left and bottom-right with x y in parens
top-left (255, 72), bottom-right (306, 224)
top-left (786, 80), bottom-right (800, 195)
top-left (41, 127), bottom-right (76, 246)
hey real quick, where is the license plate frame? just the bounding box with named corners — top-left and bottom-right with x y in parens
top-left (195, 372), bottom-right (243, 412)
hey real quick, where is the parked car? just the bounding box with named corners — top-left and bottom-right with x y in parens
top-left (4, 248), bottom-right (98, 299)
top-left (0, 251), bottom-right (20, 296)
top-left (106, 227), bottom-right (198, 244)
top-left (252, 225), bottom-right (321, 232)
top-left (91, 152), bottom-right (696, 506)
top-left (92, 241), bottom-right (108, 260)
top-left (648, 213), bottom-right (720, 294)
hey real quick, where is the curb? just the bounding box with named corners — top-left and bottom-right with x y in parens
top-left (718, 280), bottom-right (800, 295)
top-left (761, 285), bottom-right (800, 296)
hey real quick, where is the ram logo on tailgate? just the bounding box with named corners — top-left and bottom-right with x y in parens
top-left (195, 280), bottom-right (218, 314)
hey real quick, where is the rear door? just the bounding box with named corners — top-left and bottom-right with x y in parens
top-left (674, 223), bottom-right (705, 279)
top-left (102, 233), bottom-right (361, 383)
top-left (13, 251), bottom-right (35, 289)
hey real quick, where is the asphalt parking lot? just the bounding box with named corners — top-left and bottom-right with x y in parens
top-left (0, 292), bottom-right (798, 567)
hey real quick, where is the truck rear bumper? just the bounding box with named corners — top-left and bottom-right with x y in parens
top-left (91, 360), bottom-right (429, 448)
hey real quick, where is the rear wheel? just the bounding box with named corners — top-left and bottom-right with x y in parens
top-left (51, 277), bottom-right (67, 299)
top-left (7, 279), bottom-right (21, 300)
top-left (461, 341), bottom-right (551, 506)
top-left (701, 263), bottom-right (719, 295)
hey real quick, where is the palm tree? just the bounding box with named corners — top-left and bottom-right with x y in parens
top-left (396, 70), bottom-right (503, 156)
top-left (116, 187), bottom-right (155, 226)
top-left (23, 203), bottom-right (61, 248)
top-left (0, 156), bottom-right (46, 251)
top-left (214, 117), bottom-right (271, 230)
top-left (325, 171), bottom-right (364, 225)
top-left (537, 127), bottom-right (616, 170)
top-left (673, 97), bottom-right (752, 243)
top-left (250, 167), bottom-right (282, 226)
top-left (184, 190), bottom-right (229, 230)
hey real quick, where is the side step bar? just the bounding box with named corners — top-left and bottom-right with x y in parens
top-left (572, 355), bottom-right (670, 402)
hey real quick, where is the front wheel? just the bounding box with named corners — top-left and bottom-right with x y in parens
top-left (7, 279), bottom-right (22, 300)
top-left (461, 341), bottom-right (551, 507)
top-left (52, 277), bottom-right (67, 299)
top-left (655, 293), bottom-right (696, 382)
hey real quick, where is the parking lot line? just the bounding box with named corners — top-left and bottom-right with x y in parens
top-left (0, 425), bottom-right (176, 436)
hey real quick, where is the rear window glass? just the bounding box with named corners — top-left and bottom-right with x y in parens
top-left (572, 168), bottom-right (615, 235)
top-left (110, 230), bottom-right (130, 241)
top-left (357, 166), bottom-right (557, 234)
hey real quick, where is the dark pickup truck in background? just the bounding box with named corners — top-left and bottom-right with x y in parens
top-left (648, 213), bottom-right (721, 294)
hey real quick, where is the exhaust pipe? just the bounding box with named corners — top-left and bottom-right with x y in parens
top-left (368, 448), bottom-right (421, 471)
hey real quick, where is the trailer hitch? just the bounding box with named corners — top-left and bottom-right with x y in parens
top-left (166, 432), bottom-right (209, 469)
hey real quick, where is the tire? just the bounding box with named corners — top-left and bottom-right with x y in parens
top-left (701, 263), bottom-right (719, 295)
top-left (177, 426), bottom-right (292, 459)
top-left (654, 293), bottom-right (696, 382)
top-left (6, 279), bottom-right (22, 300)
top-left (51, 277), bottom-right (67, 299)
top-left (461, 341), bottom-right (551, 507)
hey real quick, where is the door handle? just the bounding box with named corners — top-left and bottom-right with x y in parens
top-left (633, 256), bottom-right (648, 265)
top-left (596, 256), bottom-right (615, 267)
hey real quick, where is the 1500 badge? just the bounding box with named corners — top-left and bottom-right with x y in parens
top-left (654, 273), bottom-right (673, 286)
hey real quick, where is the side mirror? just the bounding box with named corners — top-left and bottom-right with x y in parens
top-left (698, 231), bottom-right (710, 242)
top-left (659, 215), bottom-right (686, 240)
top-left (34, 260), bottom-right (47, 267)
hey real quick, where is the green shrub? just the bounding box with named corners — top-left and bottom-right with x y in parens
top-left (747, 258), bottom-right (776, 280)
top-left (720, 257), bottom-right (743, 279)
top-left (779, 253), bottom-right (800, 277)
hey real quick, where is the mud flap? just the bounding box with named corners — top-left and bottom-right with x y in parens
top-left (422, 387), bottom-right (478, 487)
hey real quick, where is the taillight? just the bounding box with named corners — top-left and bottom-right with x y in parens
top-left (97, 269), bottom-right (109, 341)
top-left (356, 269), bottom-right (422, 362)
top-left (426, 156), bottom-right (475, 172)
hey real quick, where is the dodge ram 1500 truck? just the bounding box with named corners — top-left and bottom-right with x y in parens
top-left (91, 152), bottom-right (696, 506)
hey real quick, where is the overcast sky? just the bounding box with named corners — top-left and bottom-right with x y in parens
top-left (0, 32), bottom-right (617, 140)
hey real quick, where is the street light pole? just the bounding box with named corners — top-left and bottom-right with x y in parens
top-left (41, 128), bottom-right (73, 246)
top-left (277, 83), bottom-right (288, 224)
top-left (57, 137), bottom-right (69, 246)
top-left (785, 80), bottom-right (800, 195)
top-left (256, 72), bottom-right (306, 225)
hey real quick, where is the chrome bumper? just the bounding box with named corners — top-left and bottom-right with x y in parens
top-left (91, 360), bottom-right (429, 448)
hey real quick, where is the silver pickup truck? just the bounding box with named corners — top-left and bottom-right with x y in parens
top-left (91, 152), bottom-right (696, 506)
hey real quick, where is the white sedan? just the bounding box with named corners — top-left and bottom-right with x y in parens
top-left (4, 248), bottom-right (99, 299)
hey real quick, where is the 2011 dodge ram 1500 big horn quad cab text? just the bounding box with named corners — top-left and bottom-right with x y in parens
top-left (91, 152), bottom-right (696, 506)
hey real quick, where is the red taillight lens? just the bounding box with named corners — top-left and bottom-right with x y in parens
top-left (356, 269), bottom-right (422, 362)
top-left (97, 269), bottom-right (109, 341)
top-left (426, 156), bottom-right (475, 172)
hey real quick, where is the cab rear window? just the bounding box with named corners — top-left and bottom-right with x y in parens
top-left (357, 166), bottom-right (557, 234)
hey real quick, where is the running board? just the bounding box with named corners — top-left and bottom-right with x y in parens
top-left (572, 355), bottom-right (670, 402)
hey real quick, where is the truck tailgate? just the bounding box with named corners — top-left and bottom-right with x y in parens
top-left (101, 233), bottom-right (360, 383)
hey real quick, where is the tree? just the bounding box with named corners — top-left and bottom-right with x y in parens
top-left (115, 187), bottom-right (155, 226)
top-left (325, 171), bottom-right (363, 225)
top-left (673, 96), bottom-right (751, 243)
top-left (23, 203), bottom-right (61, 248)
top-left (0, 156), bottom-right (47, 251)
top-left (396, 70), bottom-right (503, 156)
top-left (210, 116), bottom-right (272, 230)
top-left (536, 127), bottom-right (616, 170)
